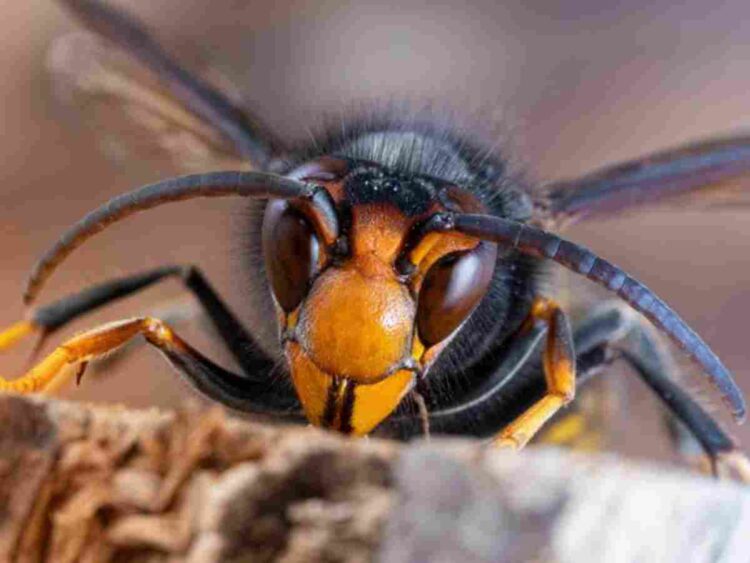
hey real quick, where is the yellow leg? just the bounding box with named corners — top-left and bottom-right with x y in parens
top-left (0, 317), bottom-right (181, 394)
top-left (494, 297), bottom-right (576, 449)
top-left (0, 320), bottom-right (37, 351)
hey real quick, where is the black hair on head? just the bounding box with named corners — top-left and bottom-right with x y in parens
top-left (278, 102), bottom-right (535, 222)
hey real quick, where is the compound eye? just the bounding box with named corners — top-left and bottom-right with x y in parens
top-left (416, 242), bottom-right (497, 347)
top-left (262, 200), bottom-right (321, 312)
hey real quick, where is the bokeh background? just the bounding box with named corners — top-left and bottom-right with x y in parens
top-left (2, 0), bottom-right (750, 464)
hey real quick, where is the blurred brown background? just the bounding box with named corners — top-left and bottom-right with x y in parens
top-left (1, 0), bottom-right (749, 461)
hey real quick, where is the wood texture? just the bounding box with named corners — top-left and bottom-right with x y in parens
top-left (0, 394), bottom-right (748, 562)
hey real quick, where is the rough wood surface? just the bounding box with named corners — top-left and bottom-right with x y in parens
top-left (0, 394), bottom-right (748, 562)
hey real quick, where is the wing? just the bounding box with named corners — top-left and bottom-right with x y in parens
top-left (49, 0), bottom-right (285, 173)
top-left (541, 135), bottom-right (750, 228)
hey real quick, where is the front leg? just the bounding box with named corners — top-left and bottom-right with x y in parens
top-left (0, 316), bottom-right (300, 417)
top-left (564, 302), bottom-right (749, 480)
top-left (0, 265), bottom-right (276, 378)
top-left (494, 297), bottom-right (576, 449)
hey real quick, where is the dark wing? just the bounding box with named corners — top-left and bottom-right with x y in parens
top-left (50, 0), bottom-right (284, 173)
top-left (541, 135), bottom-right (750, 227)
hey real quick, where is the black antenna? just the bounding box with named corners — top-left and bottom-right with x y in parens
top-left (24, 171), bottom-right (319, 305)
top-left (449, 212), bottom-right (746, 422)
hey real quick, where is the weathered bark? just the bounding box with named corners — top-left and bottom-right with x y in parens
top-left (0, 394), bottom-right (748, 562)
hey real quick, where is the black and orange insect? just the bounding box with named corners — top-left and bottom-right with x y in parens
top-left (1, 0), bottom-right (749, 476)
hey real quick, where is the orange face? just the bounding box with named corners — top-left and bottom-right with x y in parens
top-left (262, 159), bottom-right (497, 435)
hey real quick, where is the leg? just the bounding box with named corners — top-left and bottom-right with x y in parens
top-left (383, 299), bottom-right (749, 479)
top-left (569, 302), bottom-right (749, 479)
top-left (493, 297), bottom-right (576, 449)
top-left (1, 266), bottom-right (182, 355)
top-left (380, 316), bottom-right (550, 439)
top-left (0, 265), bottom-right (275, 378)
top-left (0, 316), bottom-right (300, 416)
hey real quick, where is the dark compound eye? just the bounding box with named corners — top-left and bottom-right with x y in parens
top-left (416, 242), bottom-right (497, 347)
top-left (262, 200), bottom-right (321, 312)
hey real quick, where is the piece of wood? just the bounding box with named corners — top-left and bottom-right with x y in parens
top-left (0, 394), bottom-right (748, 562)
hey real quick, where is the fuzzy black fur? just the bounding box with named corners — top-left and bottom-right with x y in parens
top-left (241, 109), bottom-right (546, 436)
